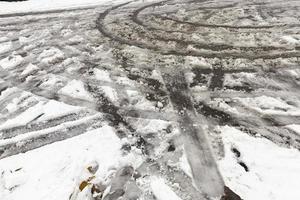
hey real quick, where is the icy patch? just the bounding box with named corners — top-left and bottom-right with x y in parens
top-left (151, 177), bottom-right (182, 200)
top-left (0, 55), bottom-right (24, 69)
top-left (0, 126), bottom-right (124, 200)
top-left (219, 126), bottom-right (300, 200)
top-left (59, 80), bottom-right (94, 101)
top-left (0, 41), bottom-right (12, 54)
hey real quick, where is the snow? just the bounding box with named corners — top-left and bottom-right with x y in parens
top-left (0, 114), bottom-right (98, 147)
top-left (150, 177), bottom-right (182, 200)
top-left (281, 35), bottom-right (299, 45)
top-left (0, 99), bottom-right (82, 130)
top-left (0, 41), bottom-right (12, 54)
top-left (20, 63), bottom-right (39, 76)
top-left (38, 47), bottom-right (65, 65)
top-left (93, 68), bottom-right (112, 82)
top-left (235, 95), bottom-right (300, 116)
top-left (99, 86), bottom-right (118, 103)
top-left (0, 0), bottom-right (126, 15)
top-left (179, 150), bottom-right (192, 178)
top-left (0, 125), bottom-right (127, 200)
top-left (37, 100), bottom-right (83, 121)
top-left (58, 79), bottom-right (94, 101)
top-left (126, 90), bottom-right (155, 110)
top-left (219, 126), bottom-right (300, 200)
top-left (0, 102), bottom-right (45, 130)
top-left (39, 74), bottom-right (66, 89)
top-left (286, 124), bottom-right (300, 135)
top-left (0, 55), bottom-right (24, 70)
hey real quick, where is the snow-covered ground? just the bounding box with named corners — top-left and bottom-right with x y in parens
top-left (1, 0), bottom-right (300, 199)
top-left (219, 126), bottom-right (300, 200)
top-left (0, 0), bottom-right (124, 15)
top-left (0, 125), bottom-right (142, 200)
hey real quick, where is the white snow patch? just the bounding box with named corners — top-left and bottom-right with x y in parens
top-left (0, 55), bottom-right (24, 69)
top-left (68, 35), bottom-right (84, 44)
top-left (0, 126), bottom-right (125, 200)
top-left (127, 90), bottom-right (155, 110)
top-left (179, 150), bottom-right (192, 178)
top-left (59, 80), bottom-right (94, 102)
top-left (37, 100), bottom-right (83, 121)
top-left (99, 86), bottom-right (118, 103)
top-left (0, 41), bottom-right (12, 54)
top-left (150, 177), bottom-right (182, 200)
top-left (93, 68), bottom-right (112, 82)
top-left (39, 74), bottom-right (66, 89)
top-left (20, 63), bottom-right (39, 76)
top-left (219, 126), bottom-right (300, 200)
top-left (0, 98), bottom-right (83, 130)
top-left (285, 124), bottom-right (300, 135)
top-left (235, 95), bottom-right (300, 116)
top-left (281, 35), bottom-right (299, 45)
top-left (0, 102), bottom-right (45, 130)
top-left (38, 47), bottom-right (64, 64)
top-left (0, 0), bottom-right (128, 15)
